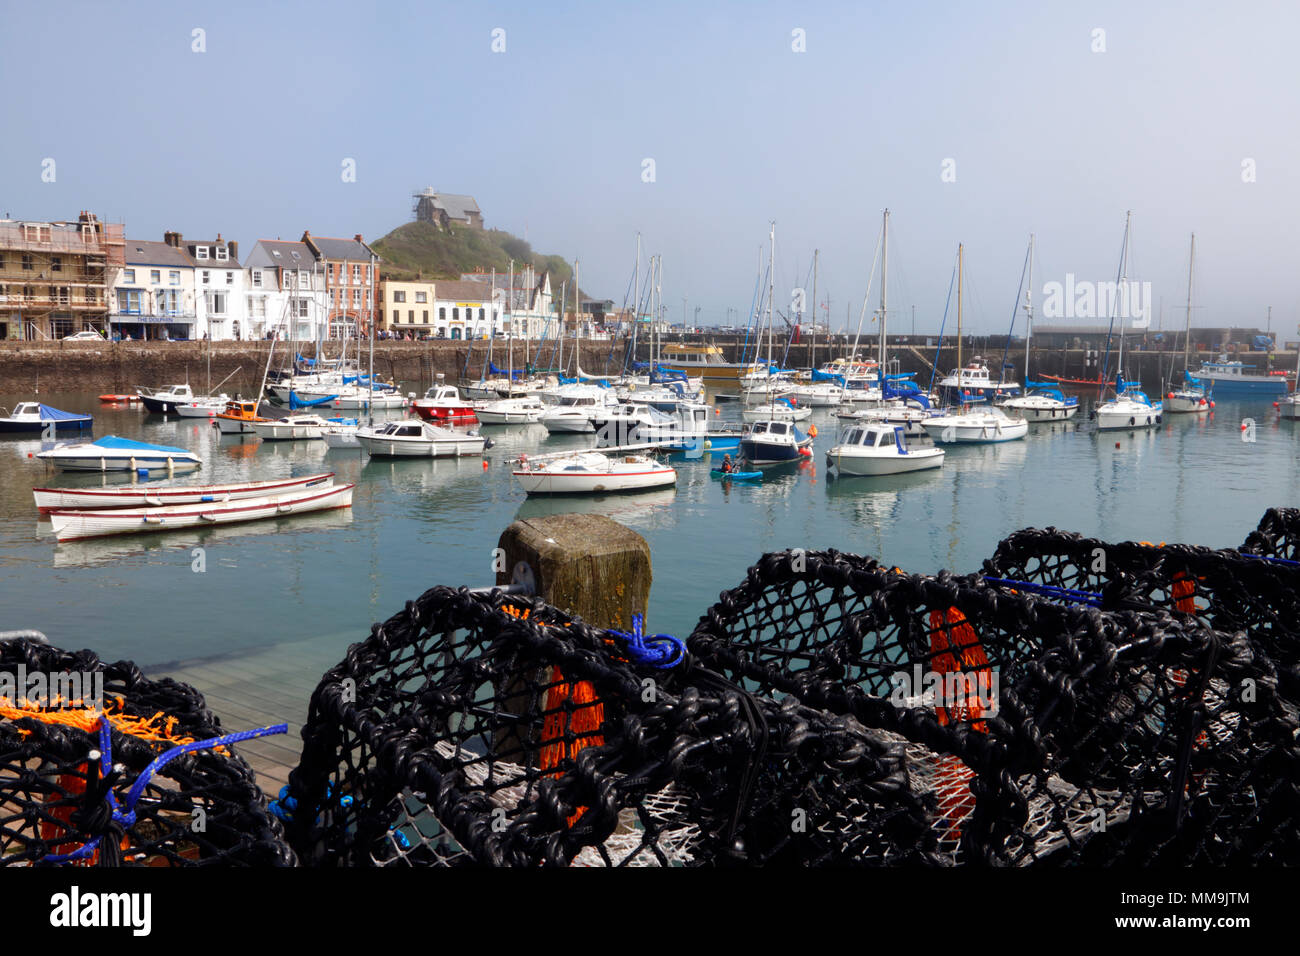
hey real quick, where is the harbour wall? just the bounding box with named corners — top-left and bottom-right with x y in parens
top-left (0, 338), bottom-right (1291, 395)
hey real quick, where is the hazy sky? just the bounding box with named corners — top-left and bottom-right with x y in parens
top-left (4, 0), bottom-right (1297, 335)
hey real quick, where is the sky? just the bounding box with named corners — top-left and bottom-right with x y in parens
top-left (3, 0), bottom-right (1297, 335)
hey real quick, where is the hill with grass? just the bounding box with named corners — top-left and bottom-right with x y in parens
top-left (372, 221), bottom-right (582, 300)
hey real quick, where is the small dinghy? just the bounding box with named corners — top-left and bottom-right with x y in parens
top-left (512, 451), bottom-right (676, 495)
top-left (0, 402), bottom-right (93, 433)
top-left (99, 394), bottom-right (140, 404)
top-left (34, 472), bottom-right (336, 513)
top-left (47, 482), bottom-right (354, 541)
top-left (35, 436), bottom-right (201, 473)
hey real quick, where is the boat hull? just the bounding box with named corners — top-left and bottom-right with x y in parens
top-left (0, 417), bottom-right (93, 432)
top-left (826, 447), bottom-right (944, 476)
top-left (252, 421), bottom-right (323, 441)
top-left (48, 484), bottom-right (353, 541)
top-left (1191, 373), bottom-right (1287, 396)
top-left (1095, 407), bottom-right (1162, 430)
top-left (412, 403), bottom-right (478, 423)
top-left (1000, 402), bottom-right (1079, 422)
top-left (34, 473), bottom-right (335, 513)
top-left (512, 468), bottom-right (676, 495)
top-left (356, 435), bottom-right (486, 458)
top-left (923, 418), bottom-right (1029, 443)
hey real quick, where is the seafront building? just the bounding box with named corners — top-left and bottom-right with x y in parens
top-left (0, 212), bottom-right (124, 340)
top-left (110, 237), bottom-right (199, 341)
top-left (242, 240), bottom-right (329, 341)
top-left (301, 232), bottom-right (379, 338)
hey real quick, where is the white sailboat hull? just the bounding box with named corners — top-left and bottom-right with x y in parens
top-left (923, 415), bottom-right (1029, 444)
top-left (1095, 401), bottom-right (1162, 430)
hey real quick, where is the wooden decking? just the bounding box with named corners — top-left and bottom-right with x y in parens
top-left (150, 635), bottom-right (346, 798)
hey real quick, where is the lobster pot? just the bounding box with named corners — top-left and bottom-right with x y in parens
top-left (0, 639), bottom-right (294, 867)
top-left (1242, 507), bottom-right (1300, 562)
top-left (285, 587), bottom-right (940, 867)
top-left (985, 527), bottom-right (1300, 706)
top-left (688, 549), bottom-right (1300, 865)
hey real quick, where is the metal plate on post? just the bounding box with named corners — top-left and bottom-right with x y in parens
top-left (510, 560), bottom-right (536, 596)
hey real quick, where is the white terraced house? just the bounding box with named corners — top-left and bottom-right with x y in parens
top-left (242, 239), bottom-right (329, 340)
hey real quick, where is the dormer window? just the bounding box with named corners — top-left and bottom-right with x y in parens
top-left (271, 250), bottom-right (281, 258)
top-left (215, 246), bottom-right (228, 261)
top-left (195, 246), bottom-right (209, 260)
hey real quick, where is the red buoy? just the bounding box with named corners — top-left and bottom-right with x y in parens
top-left (482, 459), bottom-right (489, 470)
top-left (1114, 442), bottom-right (1120, 448)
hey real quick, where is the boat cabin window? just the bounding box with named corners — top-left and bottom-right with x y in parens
top-left (394, 424), bottom-right (423, 436)
top-left (15, 403), bottom-right (39, 415)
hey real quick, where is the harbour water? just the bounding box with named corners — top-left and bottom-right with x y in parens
top-left (2, 390), bottom-right (1296, 683)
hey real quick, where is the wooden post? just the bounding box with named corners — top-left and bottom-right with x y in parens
top-left (495, 514), bottom-right (651, 630)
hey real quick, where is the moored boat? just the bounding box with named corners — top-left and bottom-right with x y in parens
top-left (34, 472), bottom-right (336, 513)
top-left (355, 420), bottom-right (488, 457)
top-left (922, 405), bottom-right (1029, 444)
top-left (0, 402), bottom-right (93, 433)
top-left (412, 384), bottom-right (478, 423)
top-left (827, 423), bottom-right (945, 476)
top-left (47, 482), bottom-right (354, 541)
top-left (35, 436), bottom-right (201, 473)
top-left (136, 384), bottom-right (198, 414)
top-left (215, 399), bottom-right (270, 435)
top-left (512, 451), bottom-right (676, 495)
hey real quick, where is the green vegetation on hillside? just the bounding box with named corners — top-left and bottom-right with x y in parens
top-left (372, 221), bottom-right (581, 299)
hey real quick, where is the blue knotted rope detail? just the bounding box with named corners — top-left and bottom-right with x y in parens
top-left (41, 717), bottom-right (288, 864)
top-left (982, 576), bottom-right (1104, 608)
top-left (607, 613), bottom-right (686, 669)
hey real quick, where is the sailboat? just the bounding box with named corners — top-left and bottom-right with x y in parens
top-left (1163, 233), bottom-right (1212, 414)
top-left (474, 299), bottom-right (545, 422)
top-left (1094, 211), bottom-right (1163, 431)
top-left (739, 222), bottom-right (814, 465)
top-left (1001, 235), bottom-right (1079, 423)
top-left (923, 242), bottom-right (1028, 444)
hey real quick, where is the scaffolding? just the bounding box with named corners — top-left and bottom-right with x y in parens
top-left (0, 213), bottom-right (125, 339)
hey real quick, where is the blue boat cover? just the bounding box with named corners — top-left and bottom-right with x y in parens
top-left (811, 369), bottom-right (846, 385)
top-left (37, 404), bottom-right (91, 421)
top-left (289, 391), bottom-right (338, 409)
top-left (89, 435), bottom-right (193, 455)
top-left (488, 362), bottom-right (525, 380)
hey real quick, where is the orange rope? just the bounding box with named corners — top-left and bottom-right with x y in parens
top-left (926, 607), bottom-right (993, 847)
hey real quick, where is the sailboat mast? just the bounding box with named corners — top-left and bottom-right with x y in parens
top-left (1024, 234), bottom-right (1034, 383)
top-left (1116, 211), bottom-right (1131, 387)
top-left (810, 248), bottom-right (818, 371)
top-left (879, 209), bottom-right (889, 371)
top-left (368, 252), bottom-right (375, 424)
top-left (507, 259), bottom-right (514, 390)
top-left (957, 243), bottom-right (964, 373)
top-left (1182, 232), bottom-right (1195, 370)
top-left (767, 222), bottom-right (775, 401)
top-left (573, 258), bottom-right (580, 376)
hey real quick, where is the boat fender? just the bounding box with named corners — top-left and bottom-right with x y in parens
top-left (1128, 417), bottom-right (1135, 426)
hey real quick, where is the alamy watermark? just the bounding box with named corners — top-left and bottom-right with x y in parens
top-left (889, 664), bottom-right (999, 718)
top-left (0, 666), bottom-right (104, 710)
top-left (1041, 274), bottom-right (1152, 328)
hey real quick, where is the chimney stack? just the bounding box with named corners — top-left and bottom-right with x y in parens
top-left (354, 234), bottom-right (364, 243)
top-left (228, 240), bottom-right (238, 262)
top-left (163, 231), bottom-right (182, 247)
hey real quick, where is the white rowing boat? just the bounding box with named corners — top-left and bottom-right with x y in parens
top-left (33, 472), bottom-right (336, 513)
top-left (47, 482), bottom-right (354, 541)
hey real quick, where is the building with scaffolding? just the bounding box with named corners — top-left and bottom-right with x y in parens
top-left (0, 212), bottom-right (124, 340)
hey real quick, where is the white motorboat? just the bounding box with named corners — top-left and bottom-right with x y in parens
top-left (1001, 383), bottom-right (1079, 422)
top-left (540, 387), bottom-right (617, 433)
top-left (1164, 378), bottom-right (1212, 414)
top-left (512, 451), bottom-right (677, 495)
top-left (738, 419), bottom-right (814, 465)
top-left (789, 382), bottom-right (843, 407)
top-left (355, 420), bottom-right (488, 457)
top-left (741, 401), bottom-right (812, 423)
top-left (35, 436), bottom-right (201, 473)
top-left (826, 423), bottom-right (944, 476)
top-left (174, 397), bottom-right (229, 419)
top-left (321, 423), bottom-right (362, 449)
top-left (923, 406), bottom-right (1028, 444)
top-left (34, 472), bottom-right (336, 513)
top-left (1094, 386), bottom-right (1163, 430)
top-left (840, 398), bottom-right (937, 437)
top-left (252, 415), bottom-right (338, 441)
top-left (47, 482), bottom-right (354, 541)
top-left (474, 395), bottom-right (546, 424)
top-left (935, 361), bottom-right (1021, 405)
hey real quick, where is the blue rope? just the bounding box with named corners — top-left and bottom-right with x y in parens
top-left (41, 717), bottom-right (288, 864)
top-left (1238, 551), bottom-right (1300, 568)
top-left (982, 576), bottom-right (1104, 608)
top-left (608, 613), bottom-right (686, 669)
